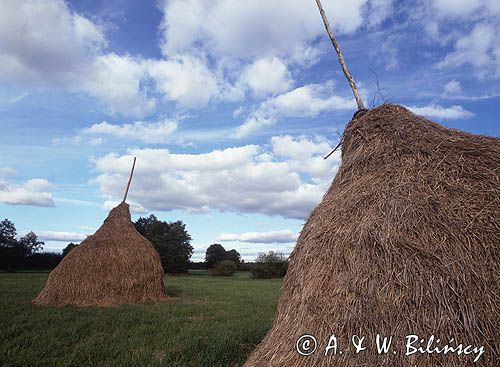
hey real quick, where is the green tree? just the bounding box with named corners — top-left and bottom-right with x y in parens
top-left (210, 260), bottom-right (237, 277)
top-left (224, 249), bottom-right (241, 264)
top-left (205, 244), bottom-right (226, 268)
top-left (62, 242), bottom-right (78, 257)
top-left (18, 231), bottom-right (44, 256)
top-left (251, 251), bottom-right (288, 279)
top-left (0, 219), bottom-right (17, 247)
top-left (134, 215), bottom-right (193, 274)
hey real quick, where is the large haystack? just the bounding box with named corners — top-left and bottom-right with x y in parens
top-left (34, 202), bottom-right (166, 306)
top-left (244, 104), bottom-right (500, 366)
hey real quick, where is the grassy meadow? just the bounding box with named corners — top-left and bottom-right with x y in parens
top-left (0, 271), bottom-right (282, 367)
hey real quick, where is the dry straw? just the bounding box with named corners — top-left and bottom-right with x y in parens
top-left (34, 158), bottom-right (166, 307)
top-left (244, 104), bottom-right (500, 366)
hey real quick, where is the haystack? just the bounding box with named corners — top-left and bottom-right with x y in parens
top-left (34, 158), bottom-right (166, 307)
top-left (244, 104), bottom-right (500, 366)
top-left (34, 202), bottom-right (166, 307)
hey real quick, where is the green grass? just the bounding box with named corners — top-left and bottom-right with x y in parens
top-left (0, 271), bottom-right (282, 367)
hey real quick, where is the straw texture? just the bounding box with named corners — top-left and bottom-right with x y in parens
top-left (244, 104), bottom-right (500, 366)
top-left (34, 203), bottom-right (166, 307)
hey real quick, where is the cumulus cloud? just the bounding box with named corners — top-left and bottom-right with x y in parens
top-left (235, 83), bottom-right (356, 138)
top-left (0, 0), bottom-right (398, 119)
top-left (83, 118), bottom-right (178, 144)
top-left (240, 57), bottom-right (293, 97)
top-left (217, 230), bottom-right (298, 243)
top-left (407, 104), bottom-right (474, 119)
top-left (82, 54), bottom-right (155, 117)
top-left (0, 178), bottom-right (55, 207)
top-left (147, 56), bottom-right (219, 108)
top-left (0, 1), bottom-right (221, 116)
top-left (159, 0), bottom-right (368, 61)
top-left (35, 230), bottom-right (87, 242)
top-left (92, 135), bottom-right (341, 219)
top-left (0, 1), bottom-right (157, 117)
top-left (437, 22), bottom-right (500, 79)
top-left (0, 0), bottom-right (105, 86)
top-left (419, 0), bottom-right (500, 79)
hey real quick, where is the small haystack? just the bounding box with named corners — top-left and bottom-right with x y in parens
top-left (244, 104), bottom-right (500, 366)
top-left (34, 159), bottom-right (166, 307)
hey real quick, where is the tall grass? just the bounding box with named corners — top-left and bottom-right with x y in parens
top-left (0, 271), bottom-right (281, 366)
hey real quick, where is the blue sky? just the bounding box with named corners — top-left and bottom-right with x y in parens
top-left (0, 0), bottom-right (499, 261)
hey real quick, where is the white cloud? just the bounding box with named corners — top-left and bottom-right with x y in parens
top-left (217, 230), bottom-right (298, 243)
top-left (0, 1), bottom-right (157, 117)
top-left (89, 137), bottom-right (105, 146)
top-left (271, 135), bottom-right (331, 160)
top-left (0, 0), bottom-right (398, 119)
top-left (0, 1), bottom-right (220, 116)
top-left (430, 0), bottom-right (500, 18)
top-left (437, 22), bottom-right (500, 79)
top-left (83, 118), bottom-right (178, 144)
top-left (407, 104), bottom-right (474, 119)
top-left (443, 80), bottom-right (463, 96)
top-left (240, 57), bottom-right (293, 97)
top-left (366, 0), bottom-right (395, 27)
top-left (0, 0), bottom-right (105, 86)
top-left (82, 54), bottom-right (156, 117)
top-left (0, 167), bottom-right (16, 178)
top-left (0, 178), bottom-right (55, 207)
top-left (92, 135), bottom-right (341, 219)
top-left (422, 0), bottom-right (500, 79)
top-left (35, 230), bottom-right (87, 242)
top-left (235, 83), bottom-right (356, 138)
top-left (159, 0), bottom-right (368, 61)
top-left (146, 56), bottom-right (219, 108)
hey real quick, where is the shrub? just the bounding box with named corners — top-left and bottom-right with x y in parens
top-left (210, 260), bottom-right (237, 277)
top-left (250, 251), bottom-right (288, 279)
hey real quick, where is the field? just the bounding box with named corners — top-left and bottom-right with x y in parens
top-left (0, 271), bottom-right (282, 367)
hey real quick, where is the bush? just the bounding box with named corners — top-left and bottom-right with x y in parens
top-left (210, 260), bottom-right (237, 277)
top-left (250, 251), bottom-right (288, 279)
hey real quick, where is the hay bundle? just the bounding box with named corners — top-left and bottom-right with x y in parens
top-left (34, 202), bottom-right (166, 306)
top-left (244, 104), bottom-right (500, 366)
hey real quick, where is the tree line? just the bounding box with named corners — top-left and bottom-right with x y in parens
top-left (1, 215), bottom-right (288, 278)
top-left (0, 219), bottom-right (53, 270)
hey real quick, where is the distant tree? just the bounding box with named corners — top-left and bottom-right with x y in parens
top-left (134, 215), bottom-right (193, 274)
top-left (0, 222), bottom-right (44, 269)
top-left (205, 245), bottom-right (242, 268)
top-left (0, 219), bottom-right (19, 269)
top-left (0, 219), bottom-right (17, 247)
top-left (18, 231), bottom-right (44, 256)
top-left (251, 251), bottom-right (288, 279)
top-left (224, 249), bottom-right (241, 264)
top-left (255, 251), bottom-right (286, 263)
top-left (134, 214), bottom-right (159, 238)
top-left (62, 243), bottom-right (78, 257)
top-left (25, 252), bottom-right (62, 269)
top-left (210, 260), bottom-right (237, 277)
top-left (205, 244), bottom-right (226, 268)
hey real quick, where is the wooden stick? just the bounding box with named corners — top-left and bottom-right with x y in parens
top-left (323, 139), bottom-right (342, 160)
top-left (314, 0), bottom-right (365, 110)
top-left (122, 156), bottom-right (136, 203)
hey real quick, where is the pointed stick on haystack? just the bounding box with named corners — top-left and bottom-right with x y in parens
top-left (315, 0), bottom-right (365, 110)
top-left (122, 156), bottom-right (136, 203)
top-left (315, 0), bottom-right (366, 160)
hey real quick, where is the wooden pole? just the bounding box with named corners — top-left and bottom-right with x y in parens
top-left (122, 156), bottom-right (136, 203)
top-left (314, 0), bottom-right (365, 110)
